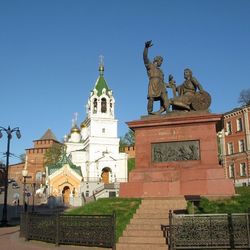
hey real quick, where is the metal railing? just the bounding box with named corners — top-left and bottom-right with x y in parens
top-left (81, 182), bottom-right (121, 205)
top-left (20, 211), bottom-right (116, 249)
top-left (162, 211), bottom-right (250, 249)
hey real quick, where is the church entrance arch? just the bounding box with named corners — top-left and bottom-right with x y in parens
top-left (62, 186), bottom-right (70, 206)
top-left (101, 167), bottom-right (111, 184)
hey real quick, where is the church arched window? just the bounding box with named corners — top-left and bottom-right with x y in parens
top-left (101, 98), bottom-right (107, 113)
top-left (93, 98), bottom-right (97, 113)
top-left (110, 100), bottom-right (113, 114)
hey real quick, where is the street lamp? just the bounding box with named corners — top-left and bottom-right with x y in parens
top-left (22, 169), bottom-right (28, 213)
top-left (0, 126), bottom-right (21, 227)
top-left (32, 183), bottom-right (36, 212)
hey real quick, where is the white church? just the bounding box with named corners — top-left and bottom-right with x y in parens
top-left (46, 61), bottom-right (128, 206)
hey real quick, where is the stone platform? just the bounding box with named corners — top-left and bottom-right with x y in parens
top-left (120, 112), bottom-right (235, 198)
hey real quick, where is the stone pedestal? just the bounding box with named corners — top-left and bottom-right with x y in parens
top-left (120, 112), bottom-right (235, 198)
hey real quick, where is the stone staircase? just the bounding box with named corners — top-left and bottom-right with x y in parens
top-left (116, 197), bottom-right (187, 250)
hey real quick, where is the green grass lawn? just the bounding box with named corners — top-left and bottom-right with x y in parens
top-left (128, 158), bottom-right (135, 173)
top-left (192, 186), bottom-right (250, 214)
top-left (66, 197), bottom-right (141, 241)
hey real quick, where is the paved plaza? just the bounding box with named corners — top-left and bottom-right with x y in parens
top-left (0, 184), bottom-right (111, 250)
top-left (0, 226), bottom-right (111, 250)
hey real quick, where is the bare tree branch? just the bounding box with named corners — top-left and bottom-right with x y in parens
top-left (238, 88), bottom-right (250, 106)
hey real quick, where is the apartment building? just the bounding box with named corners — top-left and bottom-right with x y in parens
top-left (219, 104), bottom-right (250, 186)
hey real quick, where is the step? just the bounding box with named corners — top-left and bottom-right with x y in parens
top-left (140, 202), bottom-right (186, 208)
top-left (126, 223), bottom-right (162, 230)
top-left (133, 213), bottom-right (168, 219)
top-left (130, 218), bottom-right (168, 225)
top-left (142, 200), bottom-right (185, 203)
top-left (119, 236), bottom-right (166, 244)
top-left (137, 208), bottom-right (170, 214)
top-left (123, 229), bottom-right (163, 237)
top-left (116, 242), bottom-right (168, 250)
top-left (142, 197), bottom-right (185, 201)
top-left (141, 199), bottom-right (186, 206)
top-left (139, 204), bottom-right (185, 210)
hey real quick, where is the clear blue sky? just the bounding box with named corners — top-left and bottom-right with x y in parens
top-left (1, 0), bottom-right (250, 164)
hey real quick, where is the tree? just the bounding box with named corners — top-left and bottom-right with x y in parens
top-left (120, 129), bottom-right (135, 147)
top-left (238, 88), bottom-right (250, 106)
top-left (44, 143), bottom-right (64, 166)
top-left (128, 158), bottom-right (135, 173)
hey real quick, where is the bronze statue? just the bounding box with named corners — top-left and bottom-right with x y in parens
top-left (170, 69), bottom-right (211, 111)
top-left (167, 74), bottom-right (177, 98)
top-left (143, 40), bottom-right (169, 115)
top-left (143, 41), bottom-right (211, 113)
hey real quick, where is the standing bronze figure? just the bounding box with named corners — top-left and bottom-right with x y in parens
top-left (143, 40), bottom-right (169, 115)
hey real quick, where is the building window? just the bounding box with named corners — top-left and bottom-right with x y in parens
top-left (227, 142), bottom-right (234, 155)
top-left (101, 98), bottom-right (107, 113)
top-left (93, 98), bottom-right (97, 113)
top-left (236, 118), bottom-right (243, 132)
top-left (226, 121), bottom-right (232, 135)
top-left (240, 163), bottom-right (247, 177)
top-left (110, 100), bottom-right (113, 114)
top-left (229, 164), bottom-right (235, 178)
top-left (238, 139), bottom-right (245, 153)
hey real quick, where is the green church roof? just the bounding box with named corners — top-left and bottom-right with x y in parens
top-left (93, 63), bottom-right (111, 97)
top-left (47, 151), bottom-right (82, 177)
top-left (94, 76), bottom-right (110, 97)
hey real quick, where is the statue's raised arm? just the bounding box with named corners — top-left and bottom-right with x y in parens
top-left (143, 40), bottom-right (153, 67)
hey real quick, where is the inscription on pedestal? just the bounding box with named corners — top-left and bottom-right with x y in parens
top-left (152, 140), bottom-right (200, 162)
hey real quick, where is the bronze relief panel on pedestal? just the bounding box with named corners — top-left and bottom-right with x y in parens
top-left (152, 140), bottom-right (200, 162)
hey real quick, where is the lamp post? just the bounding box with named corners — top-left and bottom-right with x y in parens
top-left (0, 126), bottom-right (21, 227)
top-left (22, 169), bottom-right (28, 212)
top-left (32, 183), bottom-right (36, 212)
